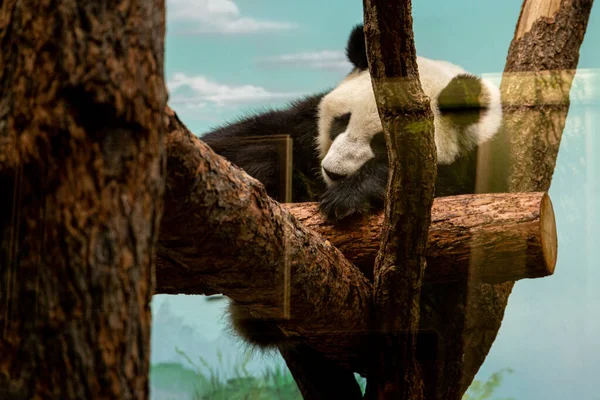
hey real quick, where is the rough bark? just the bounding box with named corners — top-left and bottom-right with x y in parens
top-left (362, 1), bottom-right (437, 398)
top-left (504, 0), bottom-right (594, 192)
top-left (285, 192), bottom-right (557, 284)
top-left (0, 1), bottom-right (166, 399)
top-left (458, 0), bottom-right (594, 396)
top-left (157, 108), bottom-right (372, 370)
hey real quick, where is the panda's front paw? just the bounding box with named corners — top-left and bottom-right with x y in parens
top-left (319, 189), bottom-right (377, 222)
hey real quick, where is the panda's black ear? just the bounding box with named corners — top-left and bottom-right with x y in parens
top-left (346, 24), bottom-right (369, 70)
top-left (437, 74), bottom-right (488, 126)
top-left (438, 74), bottom-right (487, 110)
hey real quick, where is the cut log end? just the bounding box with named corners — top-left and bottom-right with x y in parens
top-left (540, 192), bottom-right (558, 276)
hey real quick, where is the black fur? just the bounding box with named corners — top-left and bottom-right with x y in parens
top-left (202, 93), bottom-right (328, 204)
top-left (319, 132), bottom-right (480, 222)
top-left (329, 112), bottom-right (351, 141)
top-left (320, 157), bottom-right (388, 221)
top-left (437, 74), bottom-right (491, 160)
top-left (346, 24), bottom-right (369, 70)
top-left (226, 302), bottom-right (288, 350)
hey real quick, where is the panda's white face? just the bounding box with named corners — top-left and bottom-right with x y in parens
top-left (317, 70), bottom-right (382, 185)
top-left (316, 56), bottom-right (503, 187)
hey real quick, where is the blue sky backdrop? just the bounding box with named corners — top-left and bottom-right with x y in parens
top-left (153, 1), bottom-right (600, 399)
top-left (165, 0), bottom-right (600, 135)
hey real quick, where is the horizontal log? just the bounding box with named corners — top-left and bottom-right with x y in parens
top-left (285, 192), bottom-right (557, 284)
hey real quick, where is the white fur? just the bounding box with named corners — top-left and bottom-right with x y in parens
top-left (317, 56), bottom-right (503, 180)
top-left (318, 71), bottom-right (380, 180)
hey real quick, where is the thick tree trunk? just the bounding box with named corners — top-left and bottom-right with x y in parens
top-left (479, 0), bottom-right (595, 195)
top-left (362, 0), bottom-right (437, 398)
top-left (286, 192), bottom-right (557, 284)
top-left (0, 1), bottom-right (166, 399)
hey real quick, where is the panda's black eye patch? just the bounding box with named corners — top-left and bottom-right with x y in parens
top-left (370, 132), bottom-right (387, 154)
top-left (329, 112), bottom-right (351, 141)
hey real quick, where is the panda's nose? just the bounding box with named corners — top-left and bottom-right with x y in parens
top-left (323, 168), bottom-right (346, 181)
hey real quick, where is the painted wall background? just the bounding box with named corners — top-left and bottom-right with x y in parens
top-left (151, 1), bottom-right (600, 399)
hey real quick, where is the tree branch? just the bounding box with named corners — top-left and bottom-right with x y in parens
top-left (158, 108), bottom-right (372, 370)
top-left (362, 0), bottom-right (436, 398)
top-left (478, 0), bottom-right (595, 194)
top-left (505, 0), bottom-right (594, 193)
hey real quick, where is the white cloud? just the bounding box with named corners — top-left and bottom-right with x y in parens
top-left (167, 73), bottom-right (303, 107)
top-left (258, 50), bottom-right (353, 71)
top-left (167, 0), bottom-right (297, 34)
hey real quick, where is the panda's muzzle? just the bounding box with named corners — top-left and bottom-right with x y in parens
top-left (322, 168), bottom-right (347, 182)
top-left (319, 156), bottom-right (388, 222)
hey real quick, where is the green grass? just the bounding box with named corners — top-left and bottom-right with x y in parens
top-left (173, 346), bottom-right (301, 400)
top-left (151, 346), bottom-right (512, 400)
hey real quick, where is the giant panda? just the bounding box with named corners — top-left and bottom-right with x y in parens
top-left (316, 25), bottom-right (503, 220)
top-left (201, 24), bottom-right (503, 349)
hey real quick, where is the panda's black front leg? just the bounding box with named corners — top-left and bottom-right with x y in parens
top-left (319, 158), bottom-right (388, 222)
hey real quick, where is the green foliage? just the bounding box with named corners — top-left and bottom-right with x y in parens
top-left (462, 368), bottom-right (515, 400)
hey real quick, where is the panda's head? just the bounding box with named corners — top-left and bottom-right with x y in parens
top-left (316, 24), bottom-right (503, 222)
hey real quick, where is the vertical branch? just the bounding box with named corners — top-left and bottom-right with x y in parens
top-left (0, 1), bottom-right (166, 398)
top-left (478, 0), bottom-right (595, 194)
top-left (462, 0), bottom-right (594, 395)
top-left (363, 1), bottom-right (437, 399)
top-left (503, 0), bottom-right (594, 193)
